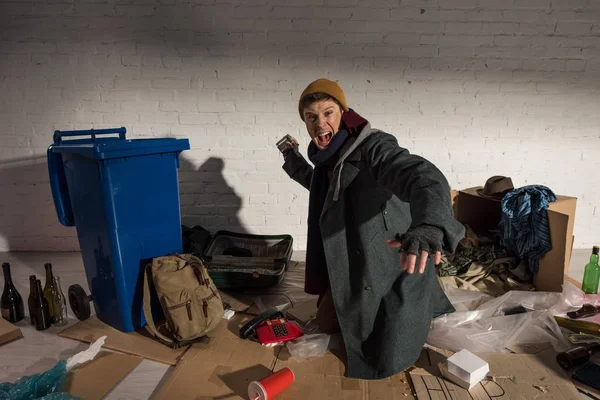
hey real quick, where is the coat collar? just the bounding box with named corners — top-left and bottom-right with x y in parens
top-left (320, 123), bottom-right (376, 219)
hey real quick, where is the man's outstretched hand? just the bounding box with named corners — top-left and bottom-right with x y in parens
top-left (281, 136), bottom-right (299, 160)
top-left (386, 225), bottom-right (444, 274)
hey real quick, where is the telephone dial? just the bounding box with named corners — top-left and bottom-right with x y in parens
top-left (239, 308), bottom-right (303, 345)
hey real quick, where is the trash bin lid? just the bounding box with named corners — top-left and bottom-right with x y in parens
top-left (49, 128), bottom-right (190, 160)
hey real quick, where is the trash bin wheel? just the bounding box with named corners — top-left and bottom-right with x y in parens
top-left (68, 284), bottom-right (91, 321)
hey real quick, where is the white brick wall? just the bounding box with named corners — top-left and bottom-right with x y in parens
top-left (0, 0), bottom-right (599, 252)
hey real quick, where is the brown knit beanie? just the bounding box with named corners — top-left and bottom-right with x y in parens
top-left (298, 78), bottom-right (349, 121)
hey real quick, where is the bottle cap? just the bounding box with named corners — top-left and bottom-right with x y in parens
top-left (593, 246), bottom-right (599, 254)
top-left (44, 263), bottom-right (52, 269)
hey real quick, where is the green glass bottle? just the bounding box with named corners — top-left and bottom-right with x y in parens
top-left (43, 263), bottom-right (56, 322)
top-left (1, 263), bottom-right (25, 323)
top-left (582, 246), bottom-right (600, 294)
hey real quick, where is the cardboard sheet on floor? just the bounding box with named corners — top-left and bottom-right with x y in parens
top-left (508, 343), bottom-right (600, 400)
top-left (410, 350), bottom-right (581, 400)
top-left (506, 342), bottom-right (554, 355)
top-left (58, 316), bottom-right (188, 365)
top-left (153, 315), bottom-right (277, 400)
top-left (273, 345), bottom-right (414, 399)
top-left (285, 298), bottom-right (318, 325)
top-left (154, 307), bottom-right (416, 399)
top-left (62, 351), bottom-right (142, 400)
top-left (219, 290), bottom-right (255, 312)
top-left (0, 317), bottom-right (22, 346)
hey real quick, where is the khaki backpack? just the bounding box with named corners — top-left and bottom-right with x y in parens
top-left (143, 254), bottom-right (224, 347)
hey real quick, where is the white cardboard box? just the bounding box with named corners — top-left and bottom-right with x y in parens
top-left (445, 349), bottom-right (489, 389)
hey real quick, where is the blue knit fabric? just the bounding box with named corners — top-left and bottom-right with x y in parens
top-left (499, 185), bottom-right (557, 274)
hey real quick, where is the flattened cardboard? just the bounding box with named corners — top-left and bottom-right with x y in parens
top-left (536, 349), bottom-right (600, 400)
top-left (0, 317), bottom-right (23, 346)
top-left (285, 298), bottom-right (318, 325)
top-left (410, 350), bottom-right (581, 400)
top-left (454, 187), bottom-right (577, 293)
top-left (509, 344), bottom-right (600, 400)
top-left (62, 351), bottom-right (142, 400)
top-left (220, 290), bottom-right (255, 312)
top-left (153, 309), bottom-right (414, 400)
top-left (273, 345), bottom-right (414, 399)
top-left (506, 342), bottom-right (554, 355)
top-left (58, 315), bottom-right (187, 365)
top-left (153, 315), bottom-right (277, 400)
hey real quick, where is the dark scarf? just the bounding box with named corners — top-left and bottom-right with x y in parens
top-left (304, 110), bottom-right (369, 295)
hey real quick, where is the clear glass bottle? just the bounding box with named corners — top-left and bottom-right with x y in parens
top-left (52, 275), bottom-right (68, 327)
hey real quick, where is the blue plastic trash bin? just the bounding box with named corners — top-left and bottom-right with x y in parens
top-left (47, 127), bottom-right (190, 332)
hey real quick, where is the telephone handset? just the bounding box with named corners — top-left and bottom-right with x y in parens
top-left (239, 308), bottom-right (303, 344)
top-left (239, 308), bottom-right (284, 339)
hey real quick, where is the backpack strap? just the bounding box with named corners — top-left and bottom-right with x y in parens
top-left (142, 263), bottom-right (178, 347)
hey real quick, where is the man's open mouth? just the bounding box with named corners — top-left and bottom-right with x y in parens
top-left (317, 131), bottom-right (332, 147)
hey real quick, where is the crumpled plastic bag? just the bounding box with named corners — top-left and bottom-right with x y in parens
top-left (0, 361), bottom-right (78, 400)
top-left (548, 281), bottom-right (599, 316)
top-left (286, 333), bottom-right (330, 360)
top-left (0, 336), bottom-right (107, 400)
top-left (427, 282), bottom-right (592, 354)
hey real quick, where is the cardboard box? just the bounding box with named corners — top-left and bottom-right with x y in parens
top-left (452, 187), bottom-right (577, 293)
top-left (0, 317), bottom-right (23, 346)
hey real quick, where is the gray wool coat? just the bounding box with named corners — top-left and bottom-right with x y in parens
top-left (282, 123), bottom-right (466, 380)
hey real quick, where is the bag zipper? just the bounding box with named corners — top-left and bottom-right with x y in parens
top-left (201, 292), bottom-right (218, 318)
top-left (197, 264), bottom-right (220, 300)
top-left (200, 265), bottom-right (210, 287)
top-left (167, 300), bottom-right (193, 321)
top-left (169, 255), bottom-right (218, 320)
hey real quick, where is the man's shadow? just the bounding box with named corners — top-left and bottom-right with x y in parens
top-left (178, 156), bottom-right (247, 234)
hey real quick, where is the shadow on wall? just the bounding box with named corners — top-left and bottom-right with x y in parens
top-left (0, 156), bottom-right (79, 252)
top-left (178, 155), bottom-right (247, 235)
top-left (0, 153), bottom-right (247, 251)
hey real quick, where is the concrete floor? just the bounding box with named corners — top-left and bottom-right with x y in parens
top-left (0, 249), bottom-right (595, 399)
